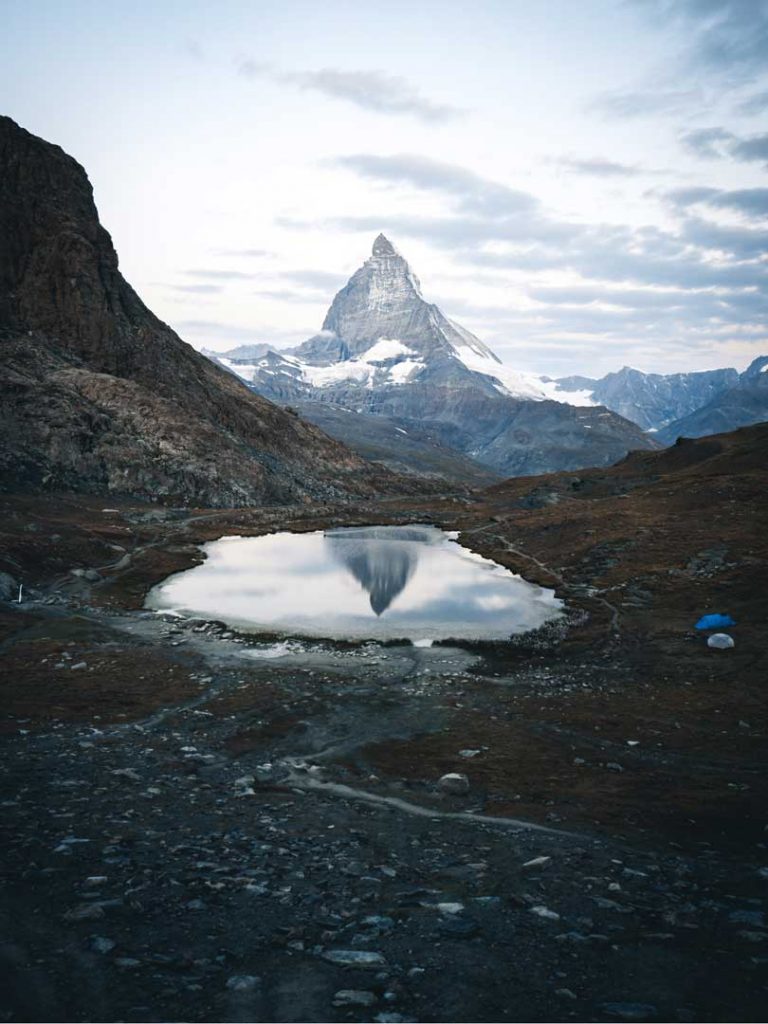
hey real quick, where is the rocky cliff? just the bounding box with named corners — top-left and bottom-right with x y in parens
top-left (0, 116), bottom-right (404, 506)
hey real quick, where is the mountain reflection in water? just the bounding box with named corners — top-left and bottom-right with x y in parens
top-left (145, 524), bottom-right (564, 642)
top-left (324, 526), bottom-right (428, 615)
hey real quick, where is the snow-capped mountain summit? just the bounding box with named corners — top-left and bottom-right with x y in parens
top-left (207, 236), bottom-right (655, 478)
top-left (218, 234), bottom-right (548, 402)
top-left (306, 232), bottom-right (500, 368)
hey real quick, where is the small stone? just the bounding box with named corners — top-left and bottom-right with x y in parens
top-left (90, 936), bottom-right (116, 954)
top-left (606, 762), bottom-right (624, 772)
top-left (600, 1003), bottom-right (658, 1021)
top-left (472, 896), bottom-right (501, 907)
top-left (530, 905), bottom-right (560, 921)
top-left (65, 903), bottom-right (105, 921)
top-left (438, 773), bottom-right (470, 795)
top-left (556, 988), bottom-right (577, 1000)
top-left (115, 957), bottom-right (141, 969)
top-left (438, 915), bottom-right (478, 937)
top-left (0, 571), bottom-right (18, 602)
top-left (333, 990), bottom-right (377, 1008)
top-left (459, 749), bottom-right (481, 758)
top-left (522, 856), bottom-right (552, 869)
top-left (436, 902), bottom-right (464, 915)
top-left (322, 950), bottom-right (387, 966)
top-left (363, 915), bottom-right (394, 930)
top-left (226, 974), bottom-right (261, 992)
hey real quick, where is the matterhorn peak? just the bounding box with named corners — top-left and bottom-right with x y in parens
top-left (372, 233), bottom-right (398, 258)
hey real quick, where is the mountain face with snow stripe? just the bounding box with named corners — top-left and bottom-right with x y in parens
top-left (207, 235), bottom-right (656, 478)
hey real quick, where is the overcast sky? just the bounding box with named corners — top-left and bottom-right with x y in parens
top-left (3, 0), bottom-right (767, 376)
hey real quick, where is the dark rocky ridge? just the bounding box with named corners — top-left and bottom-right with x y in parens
top-left (0, 116), bottom-right (407, 506)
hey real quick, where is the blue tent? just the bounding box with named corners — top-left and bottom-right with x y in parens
top-left (695, 613), bottom-right (736, 630)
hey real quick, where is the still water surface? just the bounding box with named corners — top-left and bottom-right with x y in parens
top-left (146, 526), bottom-right (563, 642)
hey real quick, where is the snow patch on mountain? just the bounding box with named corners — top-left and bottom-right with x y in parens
top-left (388, 359), bottom-right (425, 384)
top-left (359, 338), bottom-right (414, 362)
top-left (450, 344), bottom-right (551, 401)
top-left (216, 357), bottom-right (260, 381)
top-left (537, 379), bottom-right (597, 406)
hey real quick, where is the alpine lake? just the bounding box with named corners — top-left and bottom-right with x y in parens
top-left (146, 525), bottom-right (563, 646)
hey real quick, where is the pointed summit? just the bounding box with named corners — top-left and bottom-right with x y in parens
top-left (372, 233), bottom-right (398, 257)
top-left (294, 233), bottom-right (505, 370)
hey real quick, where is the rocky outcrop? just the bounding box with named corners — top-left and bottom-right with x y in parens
top-left (0, 116), bottom-right (404, 506)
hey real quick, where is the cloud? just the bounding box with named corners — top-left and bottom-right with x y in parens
top-left (183, 268), bottom-right (257, 280)
top-left (238, 61), bottom-right (464, 122)
top-left (590, 88), bottom-right (702, 119)
top-left (736, 87), bottom-right (768, 115)
top-left (169, 283), bottom-right (223, 294)
top-left (213, 248), bottom-right (273, 259)
top-left (663, 186), bottom-right (722, 206)
top-left (280, 269), bottom-right (347, 290)
top-left (175, 319), bottom-right (259, 341)
top-left (642, 0), bottom-right (768, 80)
top-left (732, 132), bottom-right (768, 165)
top-left (589, 3), bottom-right (768, 124)
top-left (329, 153), bottom-right (539, 218)
top-left (248, 269), bottom-right (347, 305)
top-left (665, 186), bottom-right (768, 216)
top-left (681, 216), bottom-right (768, 257)
top-left (181, 38), bottom-right (204, 61)
top-left (555, 157), bottom-right (648, 177)
top-left (679, 126), bottom-right (768, 166)
top-left (252, 288), bottom-right (325, 304)
top-left (679, 126), bottom-right (735, 158)
top-left (529, 285), bottom-right (709, 309)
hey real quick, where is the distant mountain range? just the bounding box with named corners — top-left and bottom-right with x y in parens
top-left (553, 360), bottom-right (768, 441)
top-left (654, 356), bottom-right (768, 444)
top-left (552, 366), bottom-right (739, 432)
top-left (207, 235), bottom-right (654, 479)
top-left (208, 235), bottom-right (766, 480)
